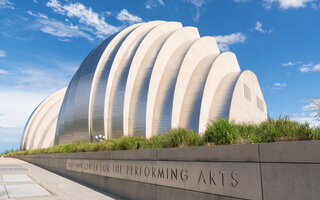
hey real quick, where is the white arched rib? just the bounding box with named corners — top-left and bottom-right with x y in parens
top-left (24, 88), bottom-right (66, 150)
top-left (22, 90), bottom-right (59, 150)
top-left (171, 37), bottom-right (220, 131)
top-left (123, 22), bottom-right (182, 137)
top-left (209, 72), bottom-right (241, 124)
top-left (29, 100), bottom-right (58, 149)
top-left (26, 94), bottom-right (58, 150)
top-left (30, 90), bottom-right (65, 149)
top-left (146, 27), bottom-right (200, 138)
top-left (198, 52), bottom-right (241, 133)
top-left (37, 116), bottom-right (58, 149)
top-left (104, 21), bottom-right (164, 139)
top-left (229, 70), bottom-right (268, 124)
top-left (20, 101), bottom-right (44, 150)
top-left (88, 23), bottom-right (141, 140)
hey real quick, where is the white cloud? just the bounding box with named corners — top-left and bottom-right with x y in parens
top-left (46, 0), bottom-right (122, 39)
top-left (145, 1), bottom-right (157, 9)
top-left (27, 11), bottom-right (93, 40)
top-left (158, 0), bottom-right (165, 5)
top-left (0, 69), bottom-right (8, 74)
top-left (255, 21), bottom-right (272, 33)
top-left (299, 66), bottom-right (310, 72)
top-left (282, 61), bottom-right (319, 72)
top-left (0, 48), bottom-right (79, 148)
top-left (303, 99), bottom-right (320, 111)
top-left (0, 56), bottom-right (79, 130)
top-left (0, 88), bottom-right (51, 148)
top-left (299, 63), bottom-right (320, 72)
top-left (0, 89), bottom-right (49, 128)
top-left (273, 82), bottom-right (287, 90)
top-left (116, 9), bottom-right (143, 24)
top-left (46, 0), bottom-right (64, 13)
top-left (58, 38), bottom-right (70, 42)
top-left (0, 50), bottom-right (6, 57)
top-left (0, 0), bottom-right (14, 9)
top-left (40, 19), bottom-right (92, 40)
top-left (302, 63), bottom-right (313, 67)
top-left (0, 126), bottom-right (22, 153)
top-left (26, 10), bottom-right (39, 17)
top-left (214, 32), bottom-right (247, 51)
top-left (282, 61), bottom-right (300, 66)
top-left (292, 115), bottom-right (320, 127)
top-left (145, 0), bottom-right (165, 9)
top-left (27, 1), bottom-right (143, 40)
top-left (105, 11), bottom-right (112, 16)
top-left (263, 0), bottom-right (314, 9)
top-left (234, 0), bottom-right (250, 2)
top-left (0, 56), bottom-right (78, 92)
top-left (16, 69), bottom-right (68, 90)
top-left (185, 0), bottom-right (206, 7)
top-left (185, 0), bottom-right (206, 22)
top-left (0, 127), bottom-right (22, 143)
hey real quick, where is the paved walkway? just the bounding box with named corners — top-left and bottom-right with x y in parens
top-left (0, 157), bottom-right (123, 200)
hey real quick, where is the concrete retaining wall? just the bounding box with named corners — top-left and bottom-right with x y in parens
top-left (13, 141), bottom-right (320, 200)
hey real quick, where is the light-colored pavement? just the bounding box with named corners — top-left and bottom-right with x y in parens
top-left (0, 157), bottom-right (123, 200)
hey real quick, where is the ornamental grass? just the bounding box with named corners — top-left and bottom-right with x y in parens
top-left (4, 117), bottom-right (320, 156)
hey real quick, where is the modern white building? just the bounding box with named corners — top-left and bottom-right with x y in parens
top-left (20, 21), bottom-right (267, 150)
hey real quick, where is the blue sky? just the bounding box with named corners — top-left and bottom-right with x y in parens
top-left (0, 0), bottom-right (319, 152)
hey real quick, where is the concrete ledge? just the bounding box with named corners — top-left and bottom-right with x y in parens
top-left (259, 140), bottom-right (320, 163)
top-left (12, 141), bottom-right (320, 200)
top-left (111, 149), bottom-right (157, 161)
top-left (261, 163), bottom-right (320, 200)
top-left (156, 144), bottom-right (259, 162)
top-left (67, 151), bottom-right (112, 160)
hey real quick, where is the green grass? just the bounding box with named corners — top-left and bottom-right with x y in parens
top-left (5, 118), bottom-right (320, 156)
top-left (203, 117), bottom-right (319, 145)
top-left (0, 148), bottom-right (19, 156)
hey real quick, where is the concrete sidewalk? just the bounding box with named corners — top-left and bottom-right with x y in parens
top-left (0, 157), bottom-right (124, 200)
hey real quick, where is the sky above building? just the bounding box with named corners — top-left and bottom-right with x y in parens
top-left (0, 0), bottom-right (319, 152)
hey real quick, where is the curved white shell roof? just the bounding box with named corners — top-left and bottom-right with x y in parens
top-left (21, 20), bottom-right (268, 150)
top-left (20, 87), bottom-right (66, 150)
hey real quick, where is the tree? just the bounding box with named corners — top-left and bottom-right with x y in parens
top-left (314, 99), bottom-right (320, 120)
top-left (310, 99), bottom-right (320, 121)
top-left (304, 99), bottom-right (320, 122)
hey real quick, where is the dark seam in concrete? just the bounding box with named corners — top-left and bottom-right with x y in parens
top-left (0, 175), bottom-right (9, 198)
top-left (58, 158), bottom-right (261, 163)
top-left (258, 144), bottom-right (264, 200)
top-left (259, 161), bottom-right (320, 164)
top-left (34, 156), bottom-right (320, 164)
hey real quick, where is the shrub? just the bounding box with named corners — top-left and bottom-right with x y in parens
top-left (257, 117), bottom-right (313, 143)
top-left (149, 128), bottom-right (204, 148)
top-left (236, 123), bottom-right (259, 144)
top-left (98, 139), bottom-right (119, 151)
top-left (116, 136), bottom-right (149, 150)
top-left (312, 128), bottom-right (320, 140)
top-left (46, 145), bottom-right (60, 154)
top-left (203, 119), bottom-right (239, 145)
